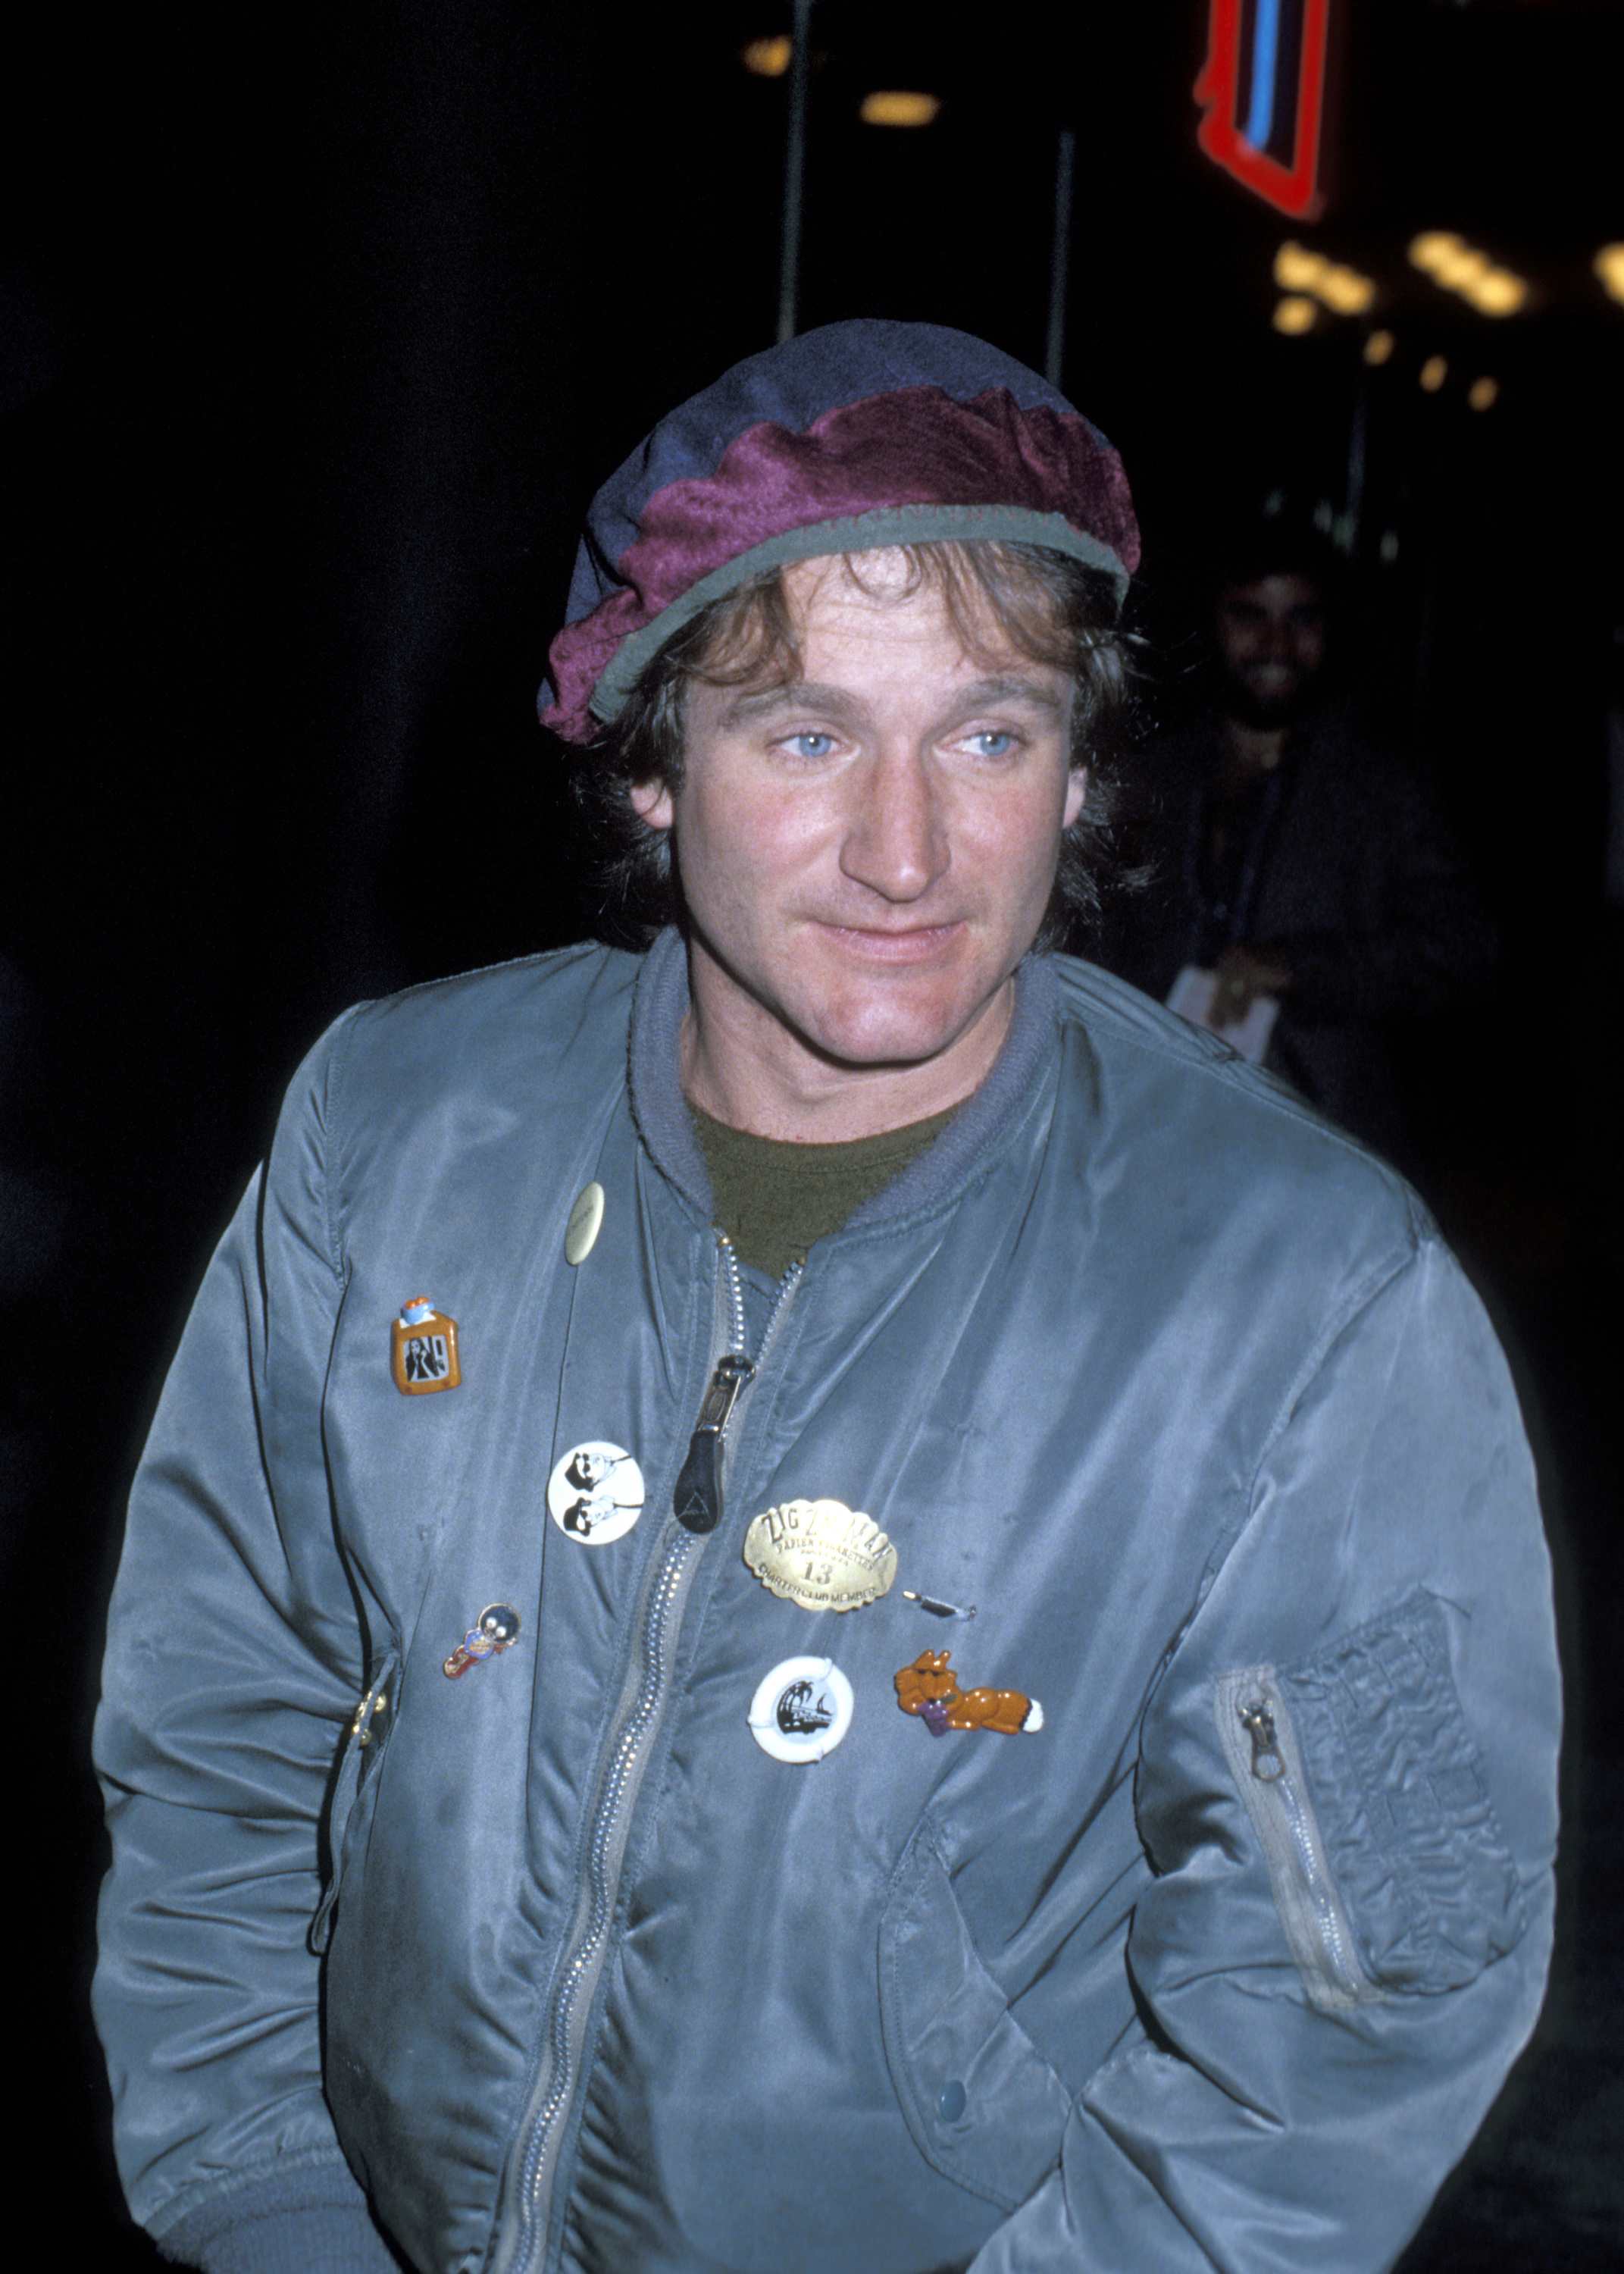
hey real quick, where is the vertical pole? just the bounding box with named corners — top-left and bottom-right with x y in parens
top-left (1343, 351), bottom-right (1368, 556)
top-left (1044, 128), bottom-right (1075, 390)
top-left (777, 0), bottom-right (814, 344)
top-left (1413, 430), bottom-right (1441, 739)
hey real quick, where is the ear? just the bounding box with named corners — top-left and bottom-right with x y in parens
top-left (1062, 769), bottom-right (1087, 829)
top-left (630, 778), bottom-right (676, 832)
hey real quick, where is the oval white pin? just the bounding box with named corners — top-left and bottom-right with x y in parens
top-left (747, 1655), bottom-right (855, 1765)
top-left (547, 1441), bottom-right (645, 1546)
top-left (565, 1182), bottom-right (605, 1265)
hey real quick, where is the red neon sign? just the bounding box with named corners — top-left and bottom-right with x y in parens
top-left (1195, 0), bottom-right (1332, 221)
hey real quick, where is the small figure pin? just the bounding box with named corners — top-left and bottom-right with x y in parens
top-left (443, 1602), bottom-right (521, 1679)
top-left (903, 1590), bottom-right (978, 1621)
top-left (391, 1297), bottom-right (462, 1395)
top-left (894, 1649), bottom-right (1043, 1737)
top-left (546, 1442), bottom-right (646, 1546)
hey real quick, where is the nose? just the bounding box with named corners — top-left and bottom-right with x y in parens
top-left (837, 747), bottom-right (950, 904)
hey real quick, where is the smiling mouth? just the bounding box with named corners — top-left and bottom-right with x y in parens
top-left (812, 920), bottom-right (965, 963)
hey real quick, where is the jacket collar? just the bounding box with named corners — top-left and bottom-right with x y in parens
top-left (626, 926), bottom-right (1058, 1233)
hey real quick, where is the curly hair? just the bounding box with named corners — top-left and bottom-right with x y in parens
top-left (565, 539), bottom-right (1139, 953)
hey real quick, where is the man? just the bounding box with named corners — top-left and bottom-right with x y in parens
top-left (95, 323), bottom-right (1559, 2274)
top-left (1105, 531), bottom-right (1496, 1160)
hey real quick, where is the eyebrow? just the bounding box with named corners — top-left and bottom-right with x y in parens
top-left (717, 682), bottom-right (860, 728)
top-left (717, 675), bottom-right (1068, 728)
top-left (947, 677), bottom-right (1067, 718)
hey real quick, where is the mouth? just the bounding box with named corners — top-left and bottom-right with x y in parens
top-left (809, 920), bottom-right (965, 963)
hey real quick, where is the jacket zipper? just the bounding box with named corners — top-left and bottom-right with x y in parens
top-left (489, 1235), bottom-right (802, 2274)
top-left (1213, 1665), bottom-right (1377, 2013)
top-left (674, 1237), bottom-right (801, 1533)
top-left (310, 1649), bottom-right (399, 1956)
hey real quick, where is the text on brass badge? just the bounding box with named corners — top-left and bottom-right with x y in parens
top-left (743, 1499), bottom-right (897, 1613)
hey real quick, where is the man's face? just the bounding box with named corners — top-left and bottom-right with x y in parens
top-left (1215, 572), bottom-right (1326, 726)
top-left (632, 549), bottom-right (1084, 1121)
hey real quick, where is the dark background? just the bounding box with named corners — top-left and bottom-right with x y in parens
top-left (5, 1), bottom-right (1622, 2263)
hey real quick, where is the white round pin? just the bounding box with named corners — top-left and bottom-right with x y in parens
top-left (747, 1655), bottom-right (855, 1765)
top-left (565, 1182), bottom-right (605, 1265)
top-left (546, 1442), bottom-right (646, 1546)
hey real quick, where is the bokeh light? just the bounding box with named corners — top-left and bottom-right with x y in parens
top-left (859, 91), bottom-right (940, 127)
top-left (1272, 295), bottom-right (1318, 334)
top-left (741, 36), bottom-right (792, 77)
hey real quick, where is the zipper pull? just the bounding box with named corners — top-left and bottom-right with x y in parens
top-left (674, 1354), bottom-right (755, 1534)
top-left (1238, 1699), bottom-right (1286, 1782)
top-left (350, 1681), bottom-right (390, 1747)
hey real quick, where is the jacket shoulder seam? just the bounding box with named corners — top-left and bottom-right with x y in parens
top-left (322, 1004), bottom-right (364, 1282)
top-left (1051, 969), bottom-right (1432, 1220)
top-left (1193, 1231), bottom-right (1428, 1612)
top-left (347, 938), bottom-right (606, 1016)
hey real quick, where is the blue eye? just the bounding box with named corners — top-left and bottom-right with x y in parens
top-left (784, 732), bottom-right (835, 759)
top-left (965, 731), bottom-right (1015, 757)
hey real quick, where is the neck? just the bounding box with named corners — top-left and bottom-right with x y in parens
top-left (1219, 715), bottom-right (1289, 788)
top-left (679, 964), bottom-right (1015, 1142)
top-left (627, 930), bottom-right (1062, 1237)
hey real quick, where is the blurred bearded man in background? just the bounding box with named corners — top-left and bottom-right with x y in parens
top-left (1104, 527), bottom-right (1497, 1162)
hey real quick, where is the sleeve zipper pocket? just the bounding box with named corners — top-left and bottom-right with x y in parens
top-left (1214, 1665), bottom-right (1381, 2012)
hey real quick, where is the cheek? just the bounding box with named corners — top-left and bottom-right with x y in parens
top-left (672, 783), bottom-right (825, 935)
top-left (681, 778), bottom-right (829, 880)
top-left (959, 792), bottom-right (1070, 907)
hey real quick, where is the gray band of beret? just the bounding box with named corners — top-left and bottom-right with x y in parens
top-left (589, 503), bottom-right (1131, 726)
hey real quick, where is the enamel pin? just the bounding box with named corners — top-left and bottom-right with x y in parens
top-left (391, 1297), bottom-right (462, 1395)
top-left (742, 1499), bottom-right (897, 1614)
top-left (546, 1442), bottom-right (646, 1546)
top-left (444, 1602), bottom-right (521, 1678)
top-left (894, 1649), bottom-right (1043, 1737)
top-left (565, 1182), bottom-right (605, 1265)
top-left (748, 1655), bottom-right (855, 1765)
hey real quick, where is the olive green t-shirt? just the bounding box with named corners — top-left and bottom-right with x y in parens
top-left (687, 1104), bottom-right (956, 1280)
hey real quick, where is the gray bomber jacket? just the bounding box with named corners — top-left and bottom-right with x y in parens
top-left (95, 931), bottom-right (1560, 2274)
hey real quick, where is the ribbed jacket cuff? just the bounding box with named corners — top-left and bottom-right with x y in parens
top-left (157, 2164), bottom-right (412, 2273)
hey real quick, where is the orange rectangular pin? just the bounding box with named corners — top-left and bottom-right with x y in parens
top-left (390, 1297), bottom-right (462, 1395)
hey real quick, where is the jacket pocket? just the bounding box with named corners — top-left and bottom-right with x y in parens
top-left (878, 1821), bottom-right (1072, 2213)
top-left (1215, 1664), bottom-right (1378, 2011)
top-left (1217, 1589), bottom-right (1526, 2006)
top-left (310, 1644), bottom-right (400, 1956)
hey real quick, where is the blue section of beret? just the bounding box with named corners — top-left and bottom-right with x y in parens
top-left (563, 320), bottom-right (1097, 630)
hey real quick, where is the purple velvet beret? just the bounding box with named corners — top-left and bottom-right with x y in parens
top-left (539, 319), bottom-right (1141, 746)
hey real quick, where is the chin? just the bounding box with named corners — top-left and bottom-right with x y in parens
top-left (1232, 670), bottom-right (1311, 722)
top-left (794, 983), bottom-right (989, 1072)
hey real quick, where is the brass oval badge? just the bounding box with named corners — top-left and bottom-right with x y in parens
top-left (743, 1499), bottom-right (897, 1614)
